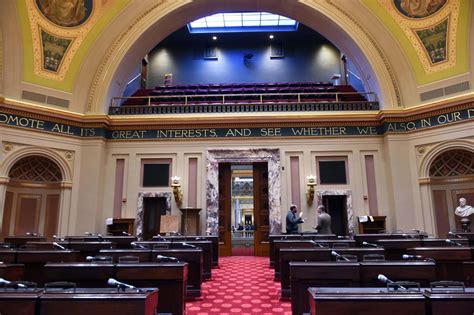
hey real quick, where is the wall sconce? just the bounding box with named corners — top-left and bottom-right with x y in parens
top-left (306, 174), bottom-right (317, 205)
top-left (171, 176), bottom-right (183, 206)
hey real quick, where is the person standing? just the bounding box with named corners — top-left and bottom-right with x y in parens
top-left (286, 204), bottom-right (304, 234)
top-left (314, 205), bottom-right (332, 234)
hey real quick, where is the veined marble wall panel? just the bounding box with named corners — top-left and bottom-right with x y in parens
top-left (136, 192), bottom-right (171, 240)
top-left (206, 149), bottom-right (281, 235)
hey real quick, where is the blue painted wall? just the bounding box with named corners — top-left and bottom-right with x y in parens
top-left (147, 26), bottom-right (345, 87)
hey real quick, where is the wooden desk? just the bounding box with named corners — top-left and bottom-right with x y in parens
top-left (333, 248), bottom-right (385, 261)
top-left (103, 236), bottom-right (137, 249)
top-left (273, 240), bottom-right (316, 279)
top-left (422, 238), bottom-right (469, 247)
top-left (463, 261), bottom-right (474, 287)
top-left (290, 261), bottom-right (360, 315)
top-left (0, 289), bottom-right (42, 315)
top-left (4, 236), bottom-right (46, 247)
top-left (152, 235), bottom-right (219, 267)
top-left (377, 239), bottom-right (423, 260)
top-left (424, 288), bottom-right (474, 315)
top-left (308, 287), bottom-right (426, 315)
top-left (269, 234), bottom-right (337, 267)
top-left (407, 247), bottom-right (472, 281)
top-left (170, 241), bottom-right (212, 279)
top-left (39, 288), bottom-right (158, 315)
top-left (450, 232), bottom-right (474, 246)
top-left (152, 248), bottom-right (202, 297)
top-left (115, 262), bottom-right (188, 315)
top-left (0, 263), bottom-right (24, 281)
top-left (99, 249), bottom-right (152, 263)
top-left (0, 249), bottom-right (17, 263)
top-left (360, 261), bottom-right (436, 287)
top-left (16, 250), bottom-right (79, 285)
top-left (279, 248), bottom-right (331, 298)
top-left (44, 263), bottom-right (115, 287)
top-left (65, 242), bottom-right (116, 260)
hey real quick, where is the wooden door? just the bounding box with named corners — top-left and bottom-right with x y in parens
top-left (254, 162), bottom-right (269, 256)
top-left (143, 197), bottom-right (166, 240)
top-left (218, 163), bottom-right (232, 256)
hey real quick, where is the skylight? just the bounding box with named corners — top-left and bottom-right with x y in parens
top-left (188, 12), bottom-right (299, 33)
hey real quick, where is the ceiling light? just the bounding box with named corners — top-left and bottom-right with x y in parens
top-left (269, 35), bottom-right (274, 39)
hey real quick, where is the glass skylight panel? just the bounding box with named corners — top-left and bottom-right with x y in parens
top-left (187, 12), bottom-right (298, 33)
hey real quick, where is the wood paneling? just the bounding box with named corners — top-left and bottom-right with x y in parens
top-left (44, 194), bottom-right (60, 239)
top-left (2, 191), bottom-right (14, 237)
top-left (432, 190), bottom-right (449, 237)
top-left (254, 162), bottom-right (269, 256)
top-left (14, 194), bottom-right (41, 235)
top-left (218, 163), bottom-right (232, 256)
top-left (113, 159), bottom-right (125, 218)
top-left (365, 155), bottom-right (379, 216)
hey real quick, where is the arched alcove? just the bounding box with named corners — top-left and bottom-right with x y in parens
top-left (419, 144), bottom-right (474, 237)
top-left (0, 148), bottom-right (74, 238)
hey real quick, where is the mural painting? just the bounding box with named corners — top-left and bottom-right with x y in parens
top-left (40, 29), bottom-right (72, 72)
top-left (415, 19), bottom-right (448, 64)
top-left (394, 0), bottom-right (447, 18)
top-left (35, 0), bottom-right (93, 27)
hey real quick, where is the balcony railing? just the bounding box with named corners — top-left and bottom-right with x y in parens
top-left (109, 91), bottom-right (379, 115)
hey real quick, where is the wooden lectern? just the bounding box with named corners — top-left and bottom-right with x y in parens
top-left (179, 208), bottom-right (201, 235)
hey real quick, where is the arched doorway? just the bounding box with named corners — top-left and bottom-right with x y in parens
top-left (428, 149), bottom-right (474, 236)
top-left (2, 155), bottom-right (63, 238)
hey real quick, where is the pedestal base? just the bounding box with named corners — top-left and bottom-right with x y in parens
top-left (461, 218), bottom-right (471, 233)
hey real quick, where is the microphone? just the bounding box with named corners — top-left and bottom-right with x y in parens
top-left (445, 239), bottom-right (463, 246)
top-left (131, 242), bottom-right (147, 249)
top-left (84, 232), bottom-right (94, 236)
top-left (331, 250), bottom-right (350, 262)
top-left (448, 232), bottom-right (463, 239)
top-left (156, 255), bottom-right (179, 262)
top-left (181, 242), bottom-right (196, 249)
top-left (310, 240), bottom-right (325, 248)
top-left (412, 229), bottom-right (421, 234)
top-left (362, 241), bottom-right (379, 248)
top-left (97, 234), bottom-right (105, 241)
top-left (0, 278), bottom-right (26, 288)
top-left (107, 278), bottom-right (141, 292)
top-left (402, 254), bottom-right (423, 260)
top-left (85, 255), bottom-right (111, 262)
top-left (377, 274), bottom-right (406, 291)
top-left (122, 231), bottom-right (131, 236)
top-left (154, 234), bottom-right (166, 241)
top-left (85, 256), bottom-right (94, 262)
top-left (52, 242), bottom-right (66, 250)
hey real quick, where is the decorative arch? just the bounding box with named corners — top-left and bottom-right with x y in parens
top-left (418, 140), bottom-right (474, 179)
top-left (0, 147), bottom-right (72, 184)
top-left (83, 0), bottom-right (401, 114)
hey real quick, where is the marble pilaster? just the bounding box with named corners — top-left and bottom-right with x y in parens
top-left (136, 192), bottom-right (171, 240)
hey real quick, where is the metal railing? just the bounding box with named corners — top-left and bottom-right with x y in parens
top-left (109, 91), bottom-right (379, 115)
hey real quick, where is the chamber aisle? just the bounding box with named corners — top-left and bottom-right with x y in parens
top-left (187, 256), bottom-right (291, 314)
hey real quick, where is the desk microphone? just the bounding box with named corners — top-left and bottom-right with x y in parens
top-left (445, 239), bottom-right (463, 247)
top-left (52, 242), bottom-right (66, 250)
top-left (97, 234), bottom-right (105, 241)
top-left (107, 278), bottom-right (142, 292)
top-left (448, 232), bottom-right (463, 239)
top-left (402, 254), bottom-right (423, 260)
top-left (412, 229), bottom-right (421, 234)
top-left (122, 231), bottom-right (131, 236)
top-left (84, 232), bottom-right (94, 236)
top-left (131, 242), bottom-right (147, 249)
top-left (310, 240), bottom-right (325, 248)
top-left (156, 255), bottom-right (179, 262)
top-left (362, 241), bottom-right (379, 248)
top-left (0, 278), bottom-right (26, 288)
top-left (377, 274), bottom-right (406, 291)
top-left (181, 242), bottom-right (196, 249)
top-left (154, 235), bottom-right (166, 241)
top-left (331, 250), bottom-right (350, 262)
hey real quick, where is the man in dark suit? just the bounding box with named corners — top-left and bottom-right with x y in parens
top-left (314, 205), bottom-right (332, 234)
top-left (286, 204), bottom-right (304, 234)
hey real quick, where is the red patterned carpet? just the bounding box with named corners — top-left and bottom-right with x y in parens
top-left (187, 256), bottom-right (291, 314)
